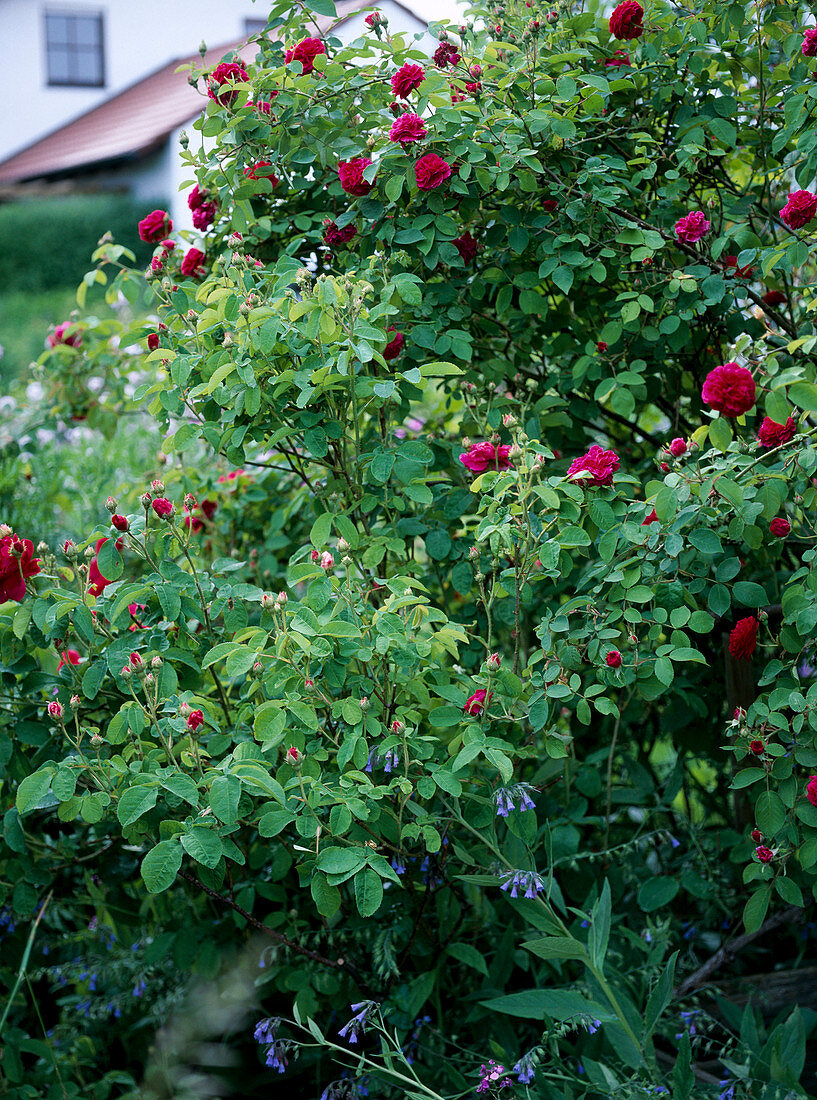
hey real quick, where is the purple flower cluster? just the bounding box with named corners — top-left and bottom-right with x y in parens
top-left (500, 869), bottom-right (546, 899)
top-left (320, 1076), bottom-right (369, 1100)
top-left (513, 1050), bottom-right (538, 1084)
top-left (338, 1000), bottom-right (379, 1044)
top-left (494, 782), bottom-right (536, 817)
top-left (254, 1017), bottom-right (290, 1074)
top-left (365, 747), bottom-right (401, 773)
top-left (477, 1060), bottom-right (513, 1093)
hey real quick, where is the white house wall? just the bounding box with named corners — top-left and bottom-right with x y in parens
top-left (0, 0), bottom-right (265, 161)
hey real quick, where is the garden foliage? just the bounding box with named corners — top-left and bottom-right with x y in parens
top-left (2, 0), bottom-right (817, 1095)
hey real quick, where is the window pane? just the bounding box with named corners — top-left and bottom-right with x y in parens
top-left (45, 12), bottom-right (104, 85)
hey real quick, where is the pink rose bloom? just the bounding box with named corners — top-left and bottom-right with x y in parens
top-left (323, 219), bottom-right (357, 246)
top-left (641, 508), bottom-right (658, 526)
top-left (187, 709), bottom-right (205, 731)
top-left (389, 113), bottom-right (427, 143)
top-left (605, 650), bottom-right (622, 668)
top-left (755, 846), bottom-right (774, 864)
top-left (285, 36), bottom-right (326, 74)
top-left (0, 534), bottom-right (40, 602)
top-left (244, 159), bottom-right (279, 186)
top-left (701, 362), bottom-right (756, 417)
top-left (802, 28), bottom-right (817, 57)
top-left (383, 326), bottom-right (404, 360)
top-left (151, 497), bottom-right (173, 518)
top-left (453, 231), bottom-right (479, 262)
top-left (56, 649), bottom-right (81, 671)
top-left (769, 517), bottom-right (791, 538)
top-left (433, 42), bottom-right (460, 68)
top-left (464, 689), bottom-right (492, 716)
top-left (187, 185), bottom-right (207, 211)
top-left (728, 617), bottom-right (758, 661)
top-left (138, 209), bottom-right (172, 243)
top-left (206, 61), bottom-right (249, 106)
top-left (668, 437), bottom-right (687, 457)
top-left (780, 190), bottom-right (817, 229)
top-left (757, 415), bottom-right (796, 448)
top-left (604, 49), bottom-right (631, 66)
top-left (415, 153), bottom-right (452, 191)
top-left (674, 210), bottom-right (711, 244)
top-left (181, 248), bottom-right (206, 279)
top-left (192, 202), bottom-right (217, 230)
top-left (806, 776), bottom-right (817, 808)
top-left (567, 445), bottom-right (620, 487)
top-left (459, 441), bottom-right (513, 474)
top-left (609, 0), bottom-right (643, 39)
top-left (48, 322), bottom-right (83, 349)
top-left (338, 157), bottom-right (374, 196)
top-left (391, 62), bottom-right (425, 97)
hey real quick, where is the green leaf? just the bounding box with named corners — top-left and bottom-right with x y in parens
top-left (708, 416), bottom-right (732, 452)
top-left (637, 876), bottom-right (679, 912)
top-left (16, 768), bottom-right (55, 815)
top-left (95, 537), bottom-right (123, 582)
top-left (788, 382), bottom-right (817, 414)
top-left (732, 581), bottom-right (767, 607)
top-left (310, 513), bottom-right (333, 548)
top-left (674, 1031), bottom-right (694, 1098)
top-left (523, 936), bottom-right (588, 962)
top-left (117, 785), bottom-right (158, 827)
top-left (354, 867), bottom-right (383, 916)
top-left (480, 989), bottom-right (608, 1022)
top-left (755, 791), bottom-right (785, 836)
top-left (140, 840), bottom-right (182, 893)
top-left (731, 768), bottom-right (765, 789)
top-left (447, 942), bottom-right (489, 976)
top-left (317, 847), bottom-right (366, 875)
top-left (82, 660), bottom-right (106, 701)
top-left (209, 774), bottom-right (241, 824)
top-left (643, 951), bottom-right (678, 1041)
top-left (181, 827), bottom-right (224, 869)
top-left (743, 884), bottom-right (770, 933)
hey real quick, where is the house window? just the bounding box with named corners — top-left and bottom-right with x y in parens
top-left (45, 10), bottom-right (105, 87)
top-left (244, 18), bottom-right (268, 36)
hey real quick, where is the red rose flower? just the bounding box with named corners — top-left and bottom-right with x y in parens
top-left (147, 333), bottom-right (159, 351)
top-left (668, 437), bottom-right (687, 457)
top-left (755, 846), bottom-right (774, 864)
top-left (780, 190), bottom-right (817, 229)
top-left (729, 617), bottom-right (758, 661)
top-left (389, 113), bottom-right (427, 143)
top-left (87, 537), bottom-right (122, 597)
top-left (701, 362), bottom-right (756, 417)
top-left (674, 210), bottom-right (711, 244)
top-left (415, 153), bottom-right (452, 191)
top-left (192, 202), bottom-right (217, 230)
top-left (722, 254), bottom-right (754, 279)
top-left (181, 248), bottom-right (206, 279)
top-left (567, 445), bottom-right (620, 487)
top-left (56, 649), bottom-right (81, 671)
top-left (542, 198), bottom-right (558, 212)
top-left (807, 776), bottom-right (817, 808)
top-left (187, 709), bottom-right (205, 731)
top-left (605, 650), bottom-right (622, 668)
top-left (609, 0), bottom-right (643, 40)
top-left (453, 231), bottom-right (479, 262)
top-left (383, 326), bottom-right (404, 360)
top-left (187, 185), bottom-right (209, 212)
top-left (111, 514), bottom-right (129, 532)
top-left (184, 499), bottom-right (217, 533)
top-left (769, 517), bottom-right (791, 538)
top-left (641, 508), bottom-right (658, 526)
top-left (244, 160), bottom-right (279, 186)
top-left (0, 534), bottom-right (40, 603)
top-left (803, 27), bottom-right (817, 56)
top-left (206, 61), bottom-right (249, 107)
top-left (433, 41), bottom-right (460, 68)
top-left (749, 740), bottom-right (764, 755)
top-left (757, 415), bottom-right (796, 448)
top-left (365, 12), bottom-right (379, 27)
top-left (138, 209), bottom-right (172, 243)
top-left (323, 219), bottom-right (357, 247)
top-left (604, 49), bottom-right (631, 66)
top-left (751, 828), bottom-right (762, 843)
top-left (285, 37), bottom-right (326, 74)
top-left (338, 158), bottom-right (374, 196)
top-left (151, 497), bottom-right (173, 518)
top-left (596, 341), bottom-right (608, 352)
top-left (761, 289), bottom-right (786, 307)
top-left (48, 322), bottom-right (83, 349)
top-left (459, 441), bottom-right (513, 474)
top-left (391, 62), bottom-right (425, 97)
top-left (464, 688), bottom-right (493, 716)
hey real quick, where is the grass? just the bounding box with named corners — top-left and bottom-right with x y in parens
top-left (0, 286), bottom-right (82, 389)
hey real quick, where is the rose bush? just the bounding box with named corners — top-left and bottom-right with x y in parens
top-left (3, 0), bottom-right (817, 1096)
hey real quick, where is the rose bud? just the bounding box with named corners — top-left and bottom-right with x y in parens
top-left (749, 739), bottom-right (765, 755)
top-left (391, 719), bottom-right (405, 734)
top-left (151, 497), bottom-right (174, 518)
top-left (485, 653), bottom-right (501, 671)
top-left (261, 593), bottom-right (276, 609)
top-left (105, 496), bottom-right (117, 513)
top-left (286, 746), bottom-right (303, 766)
top-left (320, 551), bottom-right (334, 569)
top-left (47, 701), bottom-right (64, 719)
top-left (111, 514), bottom-right (129, 532)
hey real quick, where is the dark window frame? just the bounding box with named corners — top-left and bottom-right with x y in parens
top-left (44, 9), bottom-right (106, 88)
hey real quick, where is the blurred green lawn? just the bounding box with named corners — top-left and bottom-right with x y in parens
top-left (0, 286), bottom-right (81, 389)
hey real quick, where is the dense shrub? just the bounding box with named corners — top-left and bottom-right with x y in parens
top-left (0, 195), bottom-right (155, 294)
top-left (2, 0), bottom-right (817, 1097)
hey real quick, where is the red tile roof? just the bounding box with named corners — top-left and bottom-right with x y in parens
top-left (0, 0), bottom-right (390, 185)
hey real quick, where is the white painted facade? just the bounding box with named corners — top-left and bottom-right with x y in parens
top-left (0, 0), bottom-right (272, 161)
